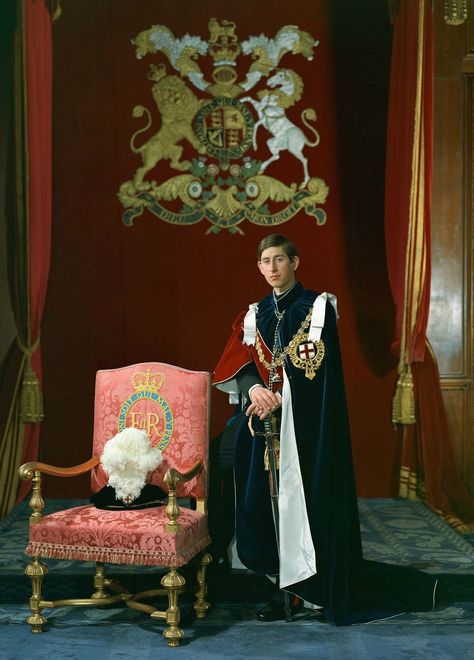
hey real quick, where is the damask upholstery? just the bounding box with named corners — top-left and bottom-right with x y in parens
top-left (19, 362), bottom-right (212, 647)
top-left (26, 504), bottom-right (209, 566)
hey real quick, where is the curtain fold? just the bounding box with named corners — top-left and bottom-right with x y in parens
top-left (0, 0), bottom-right (53, 517)
top-left (385, 0), bottom-right (474, 531)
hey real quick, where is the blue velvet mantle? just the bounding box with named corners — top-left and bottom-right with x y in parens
top-left (231, 283), bottom-right (437, 624)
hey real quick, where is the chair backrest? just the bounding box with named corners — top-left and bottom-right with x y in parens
top-left (91, 362), bottom-right (210, 501)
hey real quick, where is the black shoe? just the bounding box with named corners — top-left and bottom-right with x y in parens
top-left (256, 597), bottom-right (302, 622)
top-left (206, 557), bottom-right (231, 602)
top-left (207, 557), bottom-right (230, 582)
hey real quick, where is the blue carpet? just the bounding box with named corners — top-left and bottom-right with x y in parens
top-left (2, 620), bottom-right (474, 660)
top-left (359, 499), bottom-right (474, 573)
top-left (2, 498), bottom-right (474, 659)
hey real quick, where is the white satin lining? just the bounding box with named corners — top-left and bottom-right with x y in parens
top-left (243, 303), bottom-right (258, 345)
top-left (240, 291), bottom-right (340, 587)
top-left (244, 293), bottom-right (338, 345)
top-left (308, 292), bottom-right (338, 342)
top-left (278, 369), bottom-right (317, 588)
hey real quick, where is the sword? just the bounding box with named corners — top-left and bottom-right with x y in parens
top-left (249, 410), bottom-right (293, 622)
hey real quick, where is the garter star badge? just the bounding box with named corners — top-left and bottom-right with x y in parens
top-left (289, 332), bottom-right (325, 380)
top-left (118, 19), bottom-right (329, 233)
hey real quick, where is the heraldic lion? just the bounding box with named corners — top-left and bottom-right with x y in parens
top-left (130, 73), bottom-right (205, 190)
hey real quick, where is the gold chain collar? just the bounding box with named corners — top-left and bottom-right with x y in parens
top-left (255, 308), bottom-right (314, 371)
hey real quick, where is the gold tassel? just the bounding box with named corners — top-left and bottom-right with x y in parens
top-left (52, 1), bottom-right (62, 24)
top-left (17, 336), bottom-right (44, 423)
top-left (264, 439), bottom-right (280, 471)
top-left (20, 356), bottom-right (44, 422)
top-left (392, 363), bottom-right (416, 425)
top-left (444, 0), bottom-right (467, 26)
top-left (47, 0), bottom-right (63, 23)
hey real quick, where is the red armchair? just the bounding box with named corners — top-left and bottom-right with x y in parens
top-left (18, 362), bottom-right (212, 647)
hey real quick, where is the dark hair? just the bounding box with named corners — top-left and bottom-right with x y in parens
top-left (257, 234), bottom-right (299, 260)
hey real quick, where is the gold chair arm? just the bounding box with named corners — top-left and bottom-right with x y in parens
top-left (18, 456), bottom-right (100, 525)
top-left (19, 456), bottom-right (100, 481)
top-left (163, 459), bottom-right (203, 534)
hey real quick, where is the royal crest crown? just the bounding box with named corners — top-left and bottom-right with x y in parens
top-left (208, 18), bottom-right (241, 65)
top-left (132, 369), bottom-right (165, 393)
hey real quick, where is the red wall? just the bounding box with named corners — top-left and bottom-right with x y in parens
top-left (41, 0), bottom-right (401, 497)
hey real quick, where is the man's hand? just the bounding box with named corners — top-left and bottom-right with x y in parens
top-left (246, 385), bottom-right (282, 420)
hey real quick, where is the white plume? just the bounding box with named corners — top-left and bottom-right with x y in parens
top-left (101, 427), bottom-right (162, 503)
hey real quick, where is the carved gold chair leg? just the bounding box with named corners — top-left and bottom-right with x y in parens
top-left (91, 562), bottom-right (110, 599)
top-left (161, 568), bottom-right (185, 647)
top-left (193, 552), bottom-right (212, 619)
top-left (25, 556), bottom-right (48, 633)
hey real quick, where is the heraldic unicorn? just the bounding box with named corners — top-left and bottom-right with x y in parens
top-left (118, 19), bottom-right (329, 234)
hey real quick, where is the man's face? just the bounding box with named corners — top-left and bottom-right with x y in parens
top-left (258, 246), bottom-right (299, 294)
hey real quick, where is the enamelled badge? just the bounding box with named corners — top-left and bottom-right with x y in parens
top-left (288, 330), bottom-right (325, 380)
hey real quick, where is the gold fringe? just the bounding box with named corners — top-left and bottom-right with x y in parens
top-left (427, 506), bottom-right (474, 534)
top-left (17, 336), bottom-right (44, 423)
top-left (399, 465), bottom-right (426, 499)
top-left (400, 468), bottom-right (474, 532)
top-left (392, 363), bottom-right (416, 425)
top-left (399, 465), bottom-right (419, 499)
top-left (25, 535), bottom-right (211, 567)
top-left (438, 512), bottom-right (474, 534)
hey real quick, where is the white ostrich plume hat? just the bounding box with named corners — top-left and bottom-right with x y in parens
top-left (100, 427), bottom-right (163, 503)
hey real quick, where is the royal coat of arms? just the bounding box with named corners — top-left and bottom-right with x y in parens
top-left (118, 19), bottom-right (329, 234)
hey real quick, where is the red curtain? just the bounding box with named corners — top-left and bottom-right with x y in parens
top-left (0, 0), bottom-right (53, 515)
top-left (385, 0), bottom-right (474, 531)
top-left (42, 1), bottom-right (398, 498)
top-left (15, 0), bottom-right (53, 501)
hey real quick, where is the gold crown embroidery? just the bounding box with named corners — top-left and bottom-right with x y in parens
top-left (132, 369), bottom-right (165, 393)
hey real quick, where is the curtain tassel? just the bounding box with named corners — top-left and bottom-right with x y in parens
top-left (264, 439), bottom-right (280, 471)
top-left (18, 337), bottom-right (44, 423)
top-left (392, 363), bottom-right (416, 425)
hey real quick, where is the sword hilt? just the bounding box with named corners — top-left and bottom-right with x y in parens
top-left (248, 412), bottom-right (279, 438)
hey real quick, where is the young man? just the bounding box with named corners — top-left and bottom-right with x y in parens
top-left (212, 234), bottom-right (437, 624)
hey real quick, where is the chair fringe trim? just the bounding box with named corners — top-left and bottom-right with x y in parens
top-left (25, 535), bottom-right (211, 568)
